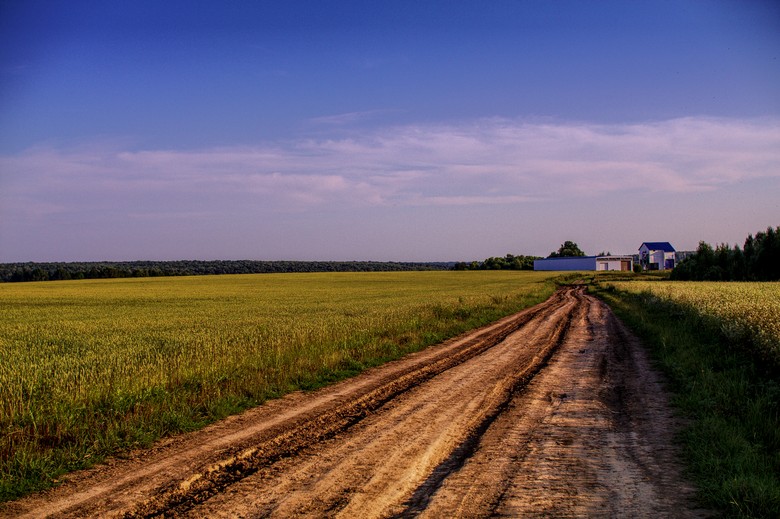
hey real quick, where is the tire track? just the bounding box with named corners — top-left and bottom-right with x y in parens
top-left (392, 297), bottom-right (574, 517)
top-left (416, 290), bottom-right (706, 518)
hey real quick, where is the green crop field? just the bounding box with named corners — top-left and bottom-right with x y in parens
top-left (0, 270), bottom-right (559, 499)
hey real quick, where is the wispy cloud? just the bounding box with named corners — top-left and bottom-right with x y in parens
top-left (2, 116), bottom-right (779, 224)
top-left (308, 109), bottom-right (402, 126)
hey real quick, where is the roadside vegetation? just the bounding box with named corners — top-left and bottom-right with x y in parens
top-left (595, 276), bottom-right (780, 518)
top-left (0, 270), bottom-right (558, 501)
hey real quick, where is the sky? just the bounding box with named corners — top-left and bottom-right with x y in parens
top-left (1, 0), bottom-right (779, 262)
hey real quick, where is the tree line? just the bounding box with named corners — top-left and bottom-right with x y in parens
top-left (453, 254), bottom-right (540, 271)
top-left (0, 260), bottom-right (454, 283)
top-left (453, 242), bottom-right (590, 271)
top-left (671, 226), bottom-right (780, 281)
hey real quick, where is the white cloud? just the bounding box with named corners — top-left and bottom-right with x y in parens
top-left (2, 116), bottom-right (779, 222)
top-left (308, 110), bottom-right (400, 126)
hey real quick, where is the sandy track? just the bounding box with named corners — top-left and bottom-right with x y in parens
top-left (1, 286), bottom-right (706, 518)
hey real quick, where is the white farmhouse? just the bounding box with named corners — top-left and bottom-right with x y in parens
top-left (638, 242), bottom-right (676, 271)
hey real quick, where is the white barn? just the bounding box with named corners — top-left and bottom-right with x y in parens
top-left (534, 255), bottom-right (633, 272)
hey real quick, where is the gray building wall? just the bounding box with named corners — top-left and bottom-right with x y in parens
top-left (533, 256), bottom-right (598, 271)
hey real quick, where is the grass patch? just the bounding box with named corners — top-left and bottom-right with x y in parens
top-left (0, 270), bottom-right (559, 501)
top-left (593, 281), bottom-right (780, 518)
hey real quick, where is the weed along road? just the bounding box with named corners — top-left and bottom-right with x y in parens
top-left (2, 286), bottom-right (705, 518)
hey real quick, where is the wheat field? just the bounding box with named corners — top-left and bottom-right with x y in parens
top-left (606, 280), bottom-right (780, 362)
top-left (0, 270), bottom-right (558, 498)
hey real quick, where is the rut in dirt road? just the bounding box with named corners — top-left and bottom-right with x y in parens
top-left (1, 286), bottom-right (705, 518)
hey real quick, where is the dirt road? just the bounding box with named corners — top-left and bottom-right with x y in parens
top-left (1, 286), bottom-right (707, 518)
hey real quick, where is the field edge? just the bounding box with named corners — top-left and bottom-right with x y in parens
top-left (592, 282), bottom-right (780, 519)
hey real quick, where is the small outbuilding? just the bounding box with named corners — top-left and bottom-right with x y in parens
top-left (638, 242), bottom-right (676, 270)
top-left (595, 256), bottom-right (634, 271)
top-left (534, 255), bottom-right (634, 272)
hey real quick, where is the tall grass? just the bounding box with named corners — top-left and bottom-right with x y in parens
top-left (595, 279), bottom-right (780, 518)
top-left (0, 271), bottom-right (558, 500)
top-left (606, 281), bottom-right (780, 368)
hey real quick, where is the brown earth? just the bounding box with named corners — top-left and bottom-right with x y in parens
top-left (0, 286), bottom-right (710, 518)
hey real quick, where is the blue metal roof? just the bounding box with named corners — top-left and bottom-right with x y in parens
top-left (639, 242), bottom-right (675, 252)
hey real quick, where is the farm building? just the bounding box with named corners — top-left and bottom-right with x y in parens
top-left (638, 242), bottom-right (676, 270)
top-left (596, 256), bottom-right (634, 271)
top-left (534, 255), bottom-right (634, 272)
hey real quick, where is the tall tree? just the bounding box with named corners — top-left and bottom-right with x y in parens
top-left (548, 241), bottom-right (586, 258)
top-left (671, 226), bottom-right (780, 281)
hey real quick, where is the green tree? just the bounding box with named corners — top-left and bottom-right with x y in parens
top-left (671, 226), bottom-right (780, 281)
top-left (752, 226), bottom-right (780, 281)
top-left (548, 241), bottom-right (586, 258)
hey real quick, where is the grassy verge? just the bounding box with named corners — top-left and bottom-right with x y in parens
top-left (593, 282), bottom-right (780, 518)
top-left (0, 271), bottom-right (559, 501)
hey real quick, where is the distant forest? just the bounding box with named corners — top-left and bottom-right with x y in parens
top-left (671, 226), bottom-right (780, 281)
top-left (453, 254), bottom-right (540, 271)
top-left (0, 260), bottom-right (454, 283)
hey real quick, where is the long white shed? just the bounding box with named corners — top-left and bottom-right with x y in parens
top-left (534, 255), bottom-right (633, 271)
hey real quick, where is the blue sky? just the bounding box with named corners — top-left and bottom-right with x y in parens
top-left (1, 0), bottom-right (779, 262)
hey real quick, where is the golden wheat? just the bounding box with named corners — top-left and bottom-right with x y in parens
top-left (607, 281), bottom-right (780, 357)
